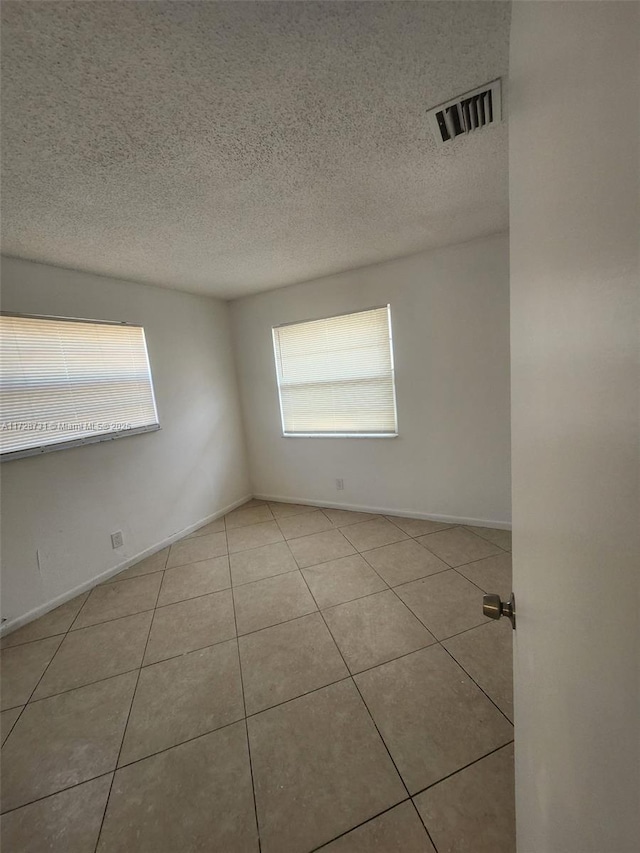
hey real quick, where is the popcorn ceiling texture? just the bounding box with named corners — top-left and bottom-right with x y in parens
top-left (1, 1), bottom-right (510, 299)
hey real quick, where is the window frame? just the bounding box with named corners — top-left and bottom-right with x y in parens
top-left (271, 304), bottom-right (399, 439)
top-left (0, 311), bottom-right (161, 462)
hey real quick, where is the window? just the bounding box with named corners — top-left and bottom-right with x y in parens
top-left (0, 313), bottom-right (159, 461)
top-left (272, 305), bottom-right (398, 437)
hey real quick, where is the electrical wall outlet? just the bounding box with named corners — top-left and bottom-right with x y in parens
top-left (111, 530), bottom-right (124, 549)
top-left (336, 478), bottom-right (344, 491)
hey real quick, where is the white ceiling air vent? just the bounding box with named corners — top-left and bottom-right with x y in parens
top-left (427, 79), bottom-right (502, 145)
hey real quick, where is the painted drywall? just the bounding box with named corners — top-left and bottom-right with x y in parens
top-left (0, 257), bottom-right (250, 627)
top-left (509, 3), bottom-right (639, 852)
top-left (230, 232), bottom-right (511, 525)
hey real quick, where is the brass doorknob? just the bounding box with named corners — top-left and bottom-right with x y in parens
top-left (483, 592), bottom-right (516, 629)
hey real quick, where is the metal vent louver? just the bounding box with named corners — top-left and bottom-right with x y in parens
top-left (427, 79), bottom-right (502, 145)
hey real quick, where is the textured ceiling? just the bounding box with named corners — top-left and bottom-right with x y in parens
top-left (1, 1), bottom-right (510, 299)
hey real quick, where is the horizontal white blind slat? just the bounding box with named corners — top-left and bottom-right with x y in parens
top-left (0, 316), bottom-right (159, 456)
top-left (273, 306), bottom-right (398, 435)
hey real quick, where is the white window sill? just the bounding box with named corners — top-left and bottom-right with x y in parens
top-left (1, 423), bottom-right (161, 462)
top-left (282, 432), bottom-right (398, 439)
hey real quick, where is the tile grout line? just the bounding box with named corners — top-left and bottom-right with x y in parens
top-left (302, 576), bottom-right (389, 613)
top-left (0, 717), bottom-right (249, 817)
top-left (409, 538), bottom-right (505, 570)
top-left (101, 548), bottom-right (223, 587)
top-left (451, 563), bottom-right (501, 595)
top-left (3, 551), bottom-right (436, 651)
top-left (232, 564), bottom-right (300, 588)
top-left (15, 602), bottom-right (332, 711)
top-left (67, 567), bottom-right (165, 631)
top-left (310, 616), bottom-right (426, 843)
top-left (155, 577), bottom-right (232, 610)
top-left (1, 551), bottom-right (460, 651)
top-left (273, 518), bottom-right (424, 843)
top-left (20, 664), bottom-right (146, 709)
top-left (306, 726), bottom-right (513, 851)
top-left (6, 610), bottom-right (504, 713)
top-left (319, 564), bottom-right (454, 848)
top-left (429, 617), bottom-right (502, 645)
top-left (4, 531), bottom-right (512, 710)
top-left (276, 507), bottom-right (408, 542)
top-left (1, 514), bottom-right (510, 646)
top-left (306, 797), bottom-right (420, 853)
top-left (271, 506), bottom-right (321, 521)
top-left (377, 562), bottom-right (515, 727)
top-left (1, 521), bottom-right (509, 723)
top-left (342, 547), bottom-right (393, 593)
top-left (1, 502), bottom-right (513, 846)
top-left (383, 513), bottom-right (510, 551)
top-left (461, 525), bottom-right (511, 552)
top-left (68, 586), bottom-right (93, 632)
top-left (342, 519), bottom-right (509, 570)
top-left (411, 797), bottom-right (442, 853)
top-left (0, 770), bottom-right (116, 819)
top-left (6, 523), bottom-right (511, 710)
top-left (229, 569), bottom-right (262, 853)
top-left (384, 569), bottom-right (513, 727)
top-left (67, 603), bottom-right (157, 633)
top-left (0, 716), bottom-right (515, 829)
top-left (273, 505), bottom-right (333, 541)
top-left (93, 548), bottom-right (168, 853)
top-left (437, 641), bottom-right (514, 726)
top-left (2, 507), bottom-right (507, 625)
top-left (410, 739), bottom-right (515, 800)
top-left (357, 548), bottom-right (448, 590)
top-left (1, 586), bottom-right (96, 750)
top-left (338, 537), bottom-right (515, 728)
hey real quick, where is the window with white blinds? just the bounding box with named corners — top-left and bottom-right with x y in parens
top-left (0, 313), bottom-right (160, 461)
top-left (272, 305), bottom-right (398, 437)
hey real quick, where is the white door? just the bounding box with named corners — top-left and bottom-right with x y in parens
top-left (508, 3), bottom-right (639, 852)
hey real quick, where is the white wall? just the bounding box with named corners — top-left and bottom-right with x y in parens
top-left (231, 232), bottom-right (511, 526)
top-left (0, 257), bottom-right (250, 627)
top-left (509, 3), bottom-right (639, 851)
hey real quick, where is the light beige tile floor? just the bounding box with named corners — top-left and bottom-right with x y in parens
top-left (0, 500), bottom-right (514, 852)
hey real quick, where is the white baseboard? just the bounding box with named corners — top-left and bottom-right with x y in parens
top-left (254, 493), bottom-right (512, 531)
top-left (0, 493), bottom-right (252, 638)
top-left (1, 491), bottom-right (509, 638)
